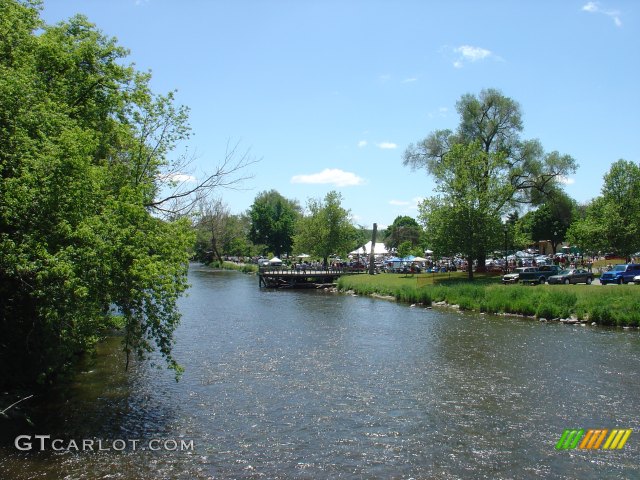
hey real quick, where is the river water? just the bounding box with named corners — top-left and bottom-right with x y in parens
top-left (1, 265), bottom-right (639, 479)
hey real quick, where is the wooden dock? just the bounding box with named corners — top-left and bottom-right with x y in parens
top-left (258, 267), bottom-right (366, 288)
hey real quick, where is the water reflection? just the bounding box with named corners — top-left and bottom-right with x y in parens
top-left (1, 265), bottom-right (639, 479)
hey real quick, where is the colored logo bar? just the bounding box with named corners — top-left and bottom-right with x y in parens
top-left (556, 429), bottom-right (632, 450)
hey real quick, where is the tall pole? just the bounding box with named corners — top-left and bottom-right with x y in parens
top-left (504, 224), bottom-right (508, 273)
top-left (369, 223), bottom-right (377, 275)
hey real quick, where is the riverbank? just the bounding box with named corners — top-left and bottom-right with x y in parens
top-left (208, 260), bottom-right (258, 273)
top-left (336, 273), bottom-right (640, 327)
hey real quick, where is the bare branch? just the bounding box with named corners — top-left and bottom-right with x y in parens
top-left (147, 139), bottom-right (259, 217)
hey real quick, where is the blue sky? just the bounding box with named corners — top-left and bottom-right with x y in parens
top-left (41, 1), bottom-right (639, 228)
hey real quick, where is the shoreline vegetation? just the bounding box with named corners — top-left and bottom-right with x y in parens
top-left (336, 272), bottom-right (640, 328)
top-left (207, 262), bottom-right (639, 328)
top-left (209, 260), bottom-right (259, 274)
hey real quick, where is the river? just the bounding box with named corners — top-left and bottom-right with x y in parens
top-left (1, 265), bottom-right (639, 479)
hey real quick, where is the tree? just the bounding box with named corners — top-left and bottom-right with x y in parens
top-left (294, 191), bottom-right (358, 266)
top-left (396, 241), bottom-right (413, 259)
top-left (567, 160), bottom-right (640, 260)
top-left (384, 215), bottom-right (424, 251)
top-left (0, 2), bottom-right (249, 387)
top-left (404, 88), bottom-right (577, 272)
top-left (417, 142), bottom-right (504, 279)
top-left (248, 190), bottom-right (300, 258)
top-left (194, 198), bottom-right (232, 263)
top-left (565, 200), bottom-right (608, 256)
top-left (222, 213), bottom-right (254, 257)
top-left (194, 201), bottom-right (253, 262)
top-left (528, 190), bottom-right (576, 253)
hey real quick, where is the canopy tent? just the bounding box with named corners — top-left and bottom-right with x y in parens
top-left (412, 256), bottom-right (429, 262)
top-left (268, 257), bottom-right (283, 265)
top-left (424, 249), bottom-right (434, 255)
top-left (349, 241), bottom-right (389, 256)
top-left (296, 253), bottom-right (310, 258)
top-left (386, 256), bottom-right (403, 263)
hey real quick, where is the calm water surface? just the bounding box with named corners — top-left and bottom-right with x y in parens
top-left (1, 265), bottom-right (639, 479)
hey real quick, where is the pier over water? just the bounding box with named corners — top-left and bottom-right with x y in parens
top-left (258, 266), bottom-right (366, 288)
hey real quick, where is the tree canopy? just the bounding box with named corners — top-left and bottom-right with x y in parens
top-left (383, 215), bottom-right (424, 251)
top-left (248, 190), bottom-right (300, 258)
top-left (294, 191), bottom-right (358, 265)
top-left (567, 159), bottom-right (640, 259)
top-left (0, 0), bottom-right (245, 387)
top-left (418, 142), bottom-right (504, 279)
top-left (405, 88), bottom-right (577, 272)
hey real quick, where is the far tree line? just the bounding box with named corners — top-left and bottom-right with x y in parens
top-left (192, 158), bottom-right (640, 271)
top-left (194, 89), bottom-right (639, 277)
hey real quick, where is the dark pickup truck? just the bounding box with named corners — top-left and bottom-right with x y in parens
top-left (518, 265), bottom-right (562, 284)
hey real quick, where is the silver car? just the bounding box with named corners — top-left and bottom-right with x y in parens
top-left (502, 267), bottom-right (536, 284)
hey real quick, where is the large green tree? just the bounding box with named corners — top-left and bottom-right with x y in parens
top-left (383, 215), bottom-right (424, 251)
top-left (248, 190), bottom-right (300, 258)
top-left (417, 142), bottom-right (505, 279)
top-left (0, 1), bottom-right (245, 387)
top-left (294, 191), bottom-right (358, 266)
top-left (404, 88), bottom-right (577, 272)
top-left (526, 190), bottom-right (576, 253)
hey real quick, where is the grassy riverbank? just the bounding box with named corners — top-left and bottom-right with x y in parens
top-left (336, 273), bottom-right (640, 327)
top-left (209, 260), bottom-right (258, 273)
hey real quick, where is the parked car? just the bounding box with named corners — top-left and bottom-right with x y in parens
top-left (346, 262), bottom-right (366, 271)
top-left (502, 267), bottom-right (537, 284)
top-left (518, 265), bottom-right (562, 284)
top-left (547, 268), bottom-right (594, 285)
top-left (600, 264), bottom-right (640, 284)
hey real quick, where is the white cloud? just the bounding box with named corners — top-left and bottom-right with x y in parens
top-left (451, 44), bottom-right (500, 68)
top-left (456, 45), bottom-right (492, 61)
top-left (402, 77), bottom-right (418, 83)
top-left (157, 172), bottom-right (197, 183)
top-left (390, 197), bottom-right (424, 211)
top-left (291, 168), bottom-right (365, 187)
top-left (376, 142), bottom-right (397, 150)
top-left (357, 140), bottom-right (368, 148)
top-left (558, 176), bottom-right (576, 185)
top-left (582, 2), bottom-right (622, 27)
top-left (428, 107), bottom-right (449, 119)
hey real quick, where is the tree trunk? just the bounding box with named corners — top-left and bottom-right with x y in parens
top-left (369, 223), bottom-right (377, 275)
top-left (475, 251), bottom-right (487, 273)
top-left (210, 233), bottom-right (223, 262)
top-left (467, 255), bottom-right (474, 280)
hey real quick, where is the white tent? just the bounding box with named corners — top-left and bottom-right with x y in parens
top-left (268, 256), bottom-right (283, 265)
top-left (349, 241), bottom-right (389, 256)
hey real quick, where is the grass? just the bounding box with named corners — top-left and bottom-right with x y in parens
top-left (336, 272), bottom-right (640, 327)
top-left (210, 260), bottom-right (258, 274)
